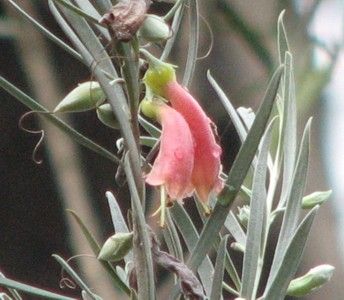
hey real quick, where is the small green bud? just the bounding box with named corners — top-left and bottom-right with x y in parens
top-left (138, 14), bottom-right (170, 42)
top-left (140, 98), bottom-right (162, 120)
top-left (54, 81), bottom-right (105, 113)
top-left (287, 264), bottom-right (334, 297)
top-left (231, 242), bottom-right (245, 253)
top-left (302, 190), bottom-right (332, 209)
top-left (98, 232), bottom-right (133, 262)
top-left (141, 49), bottom-right (176, 96)
top-left (96, 103), bottom-right (119, 129)
top-left (237, 205), bottom-right (250, 228)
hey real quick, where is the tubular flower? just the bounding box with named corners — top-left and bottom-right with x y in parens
top-left (142, 100), bottom-right (194, 200)
top-left (165, 81), bottom-right (224, 205)
top-left (142, 50), bottom-right (224, 208)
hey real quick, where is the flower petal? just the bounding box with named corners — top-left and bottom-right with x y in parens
top-left (145, 104), bottom-right (194, 200)
top-left (166, 81), bottom-right (224, 203)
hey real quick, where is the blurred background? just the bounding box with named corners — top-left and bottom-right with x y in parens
top-left (0, 0), bottom-right (343, 299)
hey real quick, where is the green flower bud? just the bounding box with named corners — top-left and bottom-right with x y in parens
top-left (237, 205), bottom-right (250, 228)
top-left (138, 14), bottom-right (170, 42)
top-left (302, 190), bottom-right (332, 209)
top-left (96, 103), bottom-right (119, 129)
top-left (141, 49), bottom-right (176, 96)
top-left (54, 81), bottom-right (105, 113)
top-left (231, 242), bottom-right (245, 253)
top-left (287, 264), bottom-right (334, 297)
top-left (98, 232), bottom-right (133, 262)
top-left (140, 98), bottom-right (162, 120)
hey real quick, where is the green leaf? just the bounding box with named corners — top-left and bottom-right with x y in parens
top-left (240, 117), bottom-right (276, 299)
top-left (267, 119), bottom-right (312, 288)
top-left (163, 210), bottom-right (184, 261)
top-left (224, 212), bottom-right (246, 247)
top-left (207, 71), bottom-right (248, 142)
top-left (210, 235), bottom-right (229, 300)
top-left (0, 277), bottom-right (74, 300)
top-left (277, 10), bottom-right (290, 65)
top-left (0, 76), bottom-right (120, 164)
top-left (139, 116), bottom-right (161, 138)
top-left (280, 52), bottom-right (297, 205)
top-left (182, 0), bottom-right (199, 87)
top-left (67, 209), bottom-right (100, 253)
top-left (186, 65), bottom-right (283, 273)
top-left (106, 192), bottom-right (130, 234)
top-left (264, 206), bottom-right (319, 299)
top-left (160, 0), bottom-right (186, 61)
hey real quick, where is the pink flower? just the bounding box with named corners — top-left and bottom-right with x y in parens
top-left (145, 103), bottom-right (194, 200)
top-left (165, 81), bottom-right (224, 204)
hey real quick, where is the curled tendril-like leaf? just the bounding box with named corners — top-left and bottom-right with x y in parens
top-left (58, 254), bottom-right (96, 291)
top-left (19, 111), bottom-right (52, 164)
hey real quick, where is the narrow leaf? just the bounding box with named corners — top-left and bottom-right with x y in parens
top-left (106, 191), bottom-right (130, 233)
top-left (267, 119), bottom-right (312, 288)
top-left (160, 0), bottom-right (185, 61)
top-left (224, 212), bottom-right (246, 247)
top-left (182, 0), bottom-right (199, 86)
top-left (208, 71), bottom-right (248, 142)
top-left (277, 10), bottom-right (290, 64)
top-left (280, 52), bottom-right (297, 204)
top-left (264, 206), bottom-right (319, 299)
top-left (139, 115), bottom-right (161, 138)
top-left (240, 117), bottom-right (276, 299)
top-left (0, 277), bottom-right (74, 300)
top-left (210, 235), bottom-right (229, 300)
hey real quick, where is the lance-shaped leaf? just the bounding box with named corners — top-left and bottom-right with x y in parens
top-left (0, 277), bottom-right (75, 300)
top-left (240, 117), bottom-right (276, 299)
top-left (267, 119), bottom-right (312, 287)
top-left (264, 206), bottom-right (319, 299)
top-left (210, 235), bottom-right (229, 300)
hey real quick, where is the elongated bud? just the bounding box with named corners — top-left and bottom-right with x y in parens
top-left (141, 49), bottom-right (176, 96)
top-left (287, 264), bottom-right (334, 297)
top-left (237, 205), bottom-right (250, 228)
top-left (54, 81), bottom-right (105, 113)
top-left (98, 232), bottom-right (133, 262)
top-left (302, 190), bottom-right (332, 209)
top-left (96, 103), bottom-right (119, 129)
top-left (138, 14), bottom-right (170, 42)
